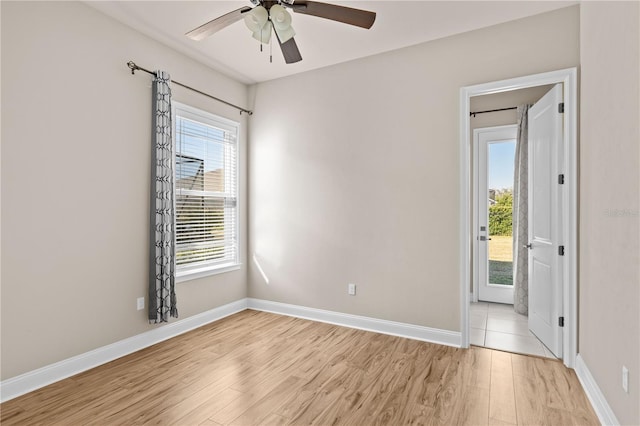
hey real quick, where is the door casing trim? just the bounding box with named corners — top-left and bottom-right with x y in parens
top-left (459, 68), bottom-right (578, 368)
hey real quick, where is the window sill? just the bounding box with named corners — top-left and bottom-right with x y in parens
top-left (176, 263), bottom-right (242, 283)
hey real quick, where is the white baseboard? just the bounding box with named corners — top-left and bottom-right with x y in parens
top-left (575, 354), bottom-right (620, 426)
top-left (247, 298), bottom-right (461, 347)
top-left (0, 298), bottom-right (248, 403)
top-left (1, 298), bottom-right (462, 403)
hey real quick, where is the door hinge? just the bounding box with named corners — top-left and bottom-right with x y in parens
top-left (558, 245), bottom-right (565, 256)
top-left (559, 316), bottom-right (565, 327)
top-left (558, 174), bottom-right (565, 184)
top-left (558, 102), bottom-right (565, 113)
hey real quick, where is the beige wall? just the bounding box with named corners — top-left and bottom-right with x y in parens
top-left (579, 2), bottom-right (640, 425)
top-left (248, 7), bottom-right (579, 330)
top-left (1, 1), bottom-right (248, 380)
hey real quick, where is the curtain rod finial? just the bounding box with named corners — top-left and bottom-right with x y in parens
top-left (127, 61), bottom-right (137, 75)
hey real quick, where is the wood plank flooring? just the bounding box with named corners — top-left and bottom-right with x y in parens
top-left (0, 310), bottom-right (599, 425)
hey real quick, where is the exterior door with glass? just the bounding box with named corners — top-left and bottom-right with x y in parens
top-left (474, 125), bottom-right (517, 304)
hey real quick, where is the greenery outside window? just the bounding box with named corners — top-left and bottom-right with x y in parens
top-left (173, 102), bottom-right (239, 280)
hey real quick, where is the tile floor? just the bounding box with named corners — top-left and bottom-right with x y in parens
top-left (470, 301), bottom-right (556, 358)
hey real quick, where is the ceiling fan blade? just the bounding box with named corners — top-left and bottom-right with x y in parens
top-left (291, 1), bottom-right (376, 29)
top-left (276, 33), bottom-right (303, 64)
top-left (185, 7), bottom-right (252, 41)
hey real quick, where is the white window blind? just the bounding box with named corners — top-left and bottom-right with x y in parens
top-left (174, 103), bottom-right (239, 276)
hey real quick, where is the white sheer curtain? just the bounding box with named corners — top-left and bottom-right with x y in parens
top-left (513, 104), bottom-right (531, 315)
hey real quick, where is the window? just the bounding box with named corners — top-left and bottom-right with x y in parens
top-left (173, 102), bottom-right (239, 280)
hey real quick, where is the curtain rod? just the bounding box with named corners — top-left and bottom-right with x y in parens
top-left (127, 61), bottom-right (253, 116)
top-left (470, 106), bottom-right (516, 118)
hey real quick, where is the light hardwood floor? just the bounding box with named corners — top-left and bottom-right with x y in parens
top-left (1, 310), bottom-right (599, 425)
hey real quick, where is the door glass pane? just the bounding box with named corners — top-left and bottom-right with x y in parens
top-left (488, 140), bottom-right (516, 286)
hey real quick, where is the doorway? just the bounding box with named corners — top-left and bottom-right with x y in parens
top-left (471, 95), bottom-right (557, 358)
top-left (459, 68), bottom-right (578, 368)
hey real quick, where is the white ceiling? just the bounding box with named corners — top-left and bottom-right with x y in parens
top-left (88, 1), bottom-right (576, 84)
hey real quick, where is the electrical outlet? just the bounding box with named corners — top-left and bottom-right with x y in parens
top-left (622, 366), bottom-right (629, 393)
top-left (137, 297), bottom-right (145, 311)
top-left (348, 283), bottom-right (356, 296)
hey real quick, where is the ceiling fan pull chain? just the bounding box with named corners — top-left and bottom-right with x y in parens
top-left (270, 26), bottom-right (273, 63)
top-left (260, 24), bottom-right (266, 52)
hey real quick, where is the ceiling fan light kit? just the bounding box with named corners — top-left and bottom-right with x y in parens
top-left (186, 1), bottom-right (376, 64)
top-left (245, 4), bottom-right (295, 46)
top-left (244, 6), bottom-right (274, 45)
top-left (269, 4), bottom-right (296, 43)
top-left (243, 5), bottom-right (268, 32)
top-left (251, 21), bottom-right (273, 44)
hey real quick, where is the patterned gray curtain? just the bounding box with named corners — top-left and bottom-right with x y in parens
top-left (513, 104), bottom-right (531, 315)
top-left (149, 70), bottom-right (178, 323)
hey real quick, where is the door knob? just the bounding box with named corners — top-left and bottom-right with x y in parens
top-left (524, 243), bottom-right (533, 249)
top-left (479, 236), bottom-right (492, 241)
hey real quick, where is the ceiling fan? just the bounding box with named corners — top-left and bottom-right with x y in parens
top-left (185, 0), bottom-right (376, 64)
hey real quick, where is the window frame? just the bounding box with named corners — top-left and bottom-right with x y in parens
top-left (172, 102), bottom-right (241, 282)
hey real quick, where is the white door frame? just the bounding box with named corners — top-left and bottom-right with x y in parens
top-left (473, 125), bottom-right (517, 304)
top-left (459, 68), bottom-right (578, 368)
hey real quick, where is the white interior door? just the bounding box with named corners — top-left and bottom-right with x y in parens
top-left (527, 83), bottom-right (564, 357)
top-left (474, 126), bottom-right (517, 305)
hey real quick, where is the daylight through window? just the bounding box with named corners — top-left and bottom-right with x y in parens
top-left (174, 103), bottom-right (239, 277)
